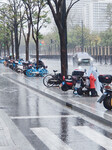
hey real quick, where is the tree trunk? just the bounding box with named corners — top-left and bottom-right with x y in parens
top-left (59, 28), bottom-right (68, 76)
top-left (24, 26), bottom-right (31, 61)
top-left (14, 18), bottom-right (19, 60)
top-left (26, 40), bottom-right (29, 61)
top-left (15, 25), bottom-right (19, 60)
top-left (35, 39), bottom-right (39, 68)
top-left (3, 48), bottom-right (5, 56)
top-left (7, 44), bottom-right (10, 56)
top-left (11, 30), bottom-right (14, 59)
top-left (0, 44), bottom-right (1, 56)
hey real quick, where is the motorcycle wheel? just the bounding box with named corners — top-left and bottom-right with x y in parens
top-left (103, 96), bottom-right (112, 110)
top-left (43, 74), bottom-right (54, 87)
top-left (39, 69), bottom-right (48, 77)
top-left (61, 84), bottom-right (69, 91)
top-left (23, 70), bottom-right (26, 75)
top-left (16, 68), bottom-right (23, 73)
top-left (77, 88), bottom-right (83, 95)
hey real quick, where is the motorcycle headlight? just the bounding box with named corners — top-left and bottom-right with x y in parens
top-left (90, 58), bottom-right (93, 61)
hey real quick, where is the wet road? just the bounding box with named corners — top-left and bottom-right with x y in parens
top-left (42, 58), bottom-right (112, 74)
top-left (0, 59), bottom-right (112, 150)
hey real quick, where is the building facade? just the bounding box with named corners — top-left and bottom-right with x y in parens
top-left (67, 0), bottom-right (112, 32)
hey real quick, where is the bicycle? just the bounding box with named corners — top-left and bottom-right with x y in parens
top-left (25, 67), bottom-right (48, 77)
top-left (43, 70), bottom-right (63, 87)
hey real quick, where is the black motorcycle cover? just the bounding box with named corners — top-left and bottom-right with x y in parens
top-left (98, 75), bottom-right (112, 84)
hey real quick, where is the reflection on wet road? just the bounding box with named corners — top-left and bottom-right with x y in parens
top-left (0, 75), bottom-right (109, 149)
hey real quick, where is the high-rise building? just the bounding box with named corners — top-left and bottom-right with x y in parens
top-left (67, 0), bottom-right (91, 27)
top-left (85, 0), bottom-right (112, 32)
top-left (67, 0), bottom-right (112, 32)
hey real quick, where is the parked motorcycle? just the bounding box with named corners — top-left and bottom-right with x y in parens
top-left (60, 69), bottom-right (90, 96)
top-left (97, 75), bottom-right (112, 110)
top-left (15, 61), bottom-right (33, 73)
top-left (74, 76), bottom-right (90, 96)
top-left (60, 75), bottom-right (74, 91)
top-left (0, 57), bottom-right (5, 63)
top-left (60, 70), bottom-right (84, 92)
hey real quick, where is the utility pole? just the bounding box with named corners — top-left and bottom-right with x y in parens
top-left (81, 20), bottom-right (84, 52)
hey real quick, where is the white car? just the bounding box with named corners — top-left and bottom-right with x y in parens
top-left (73, 52), bottom-right (94, 66)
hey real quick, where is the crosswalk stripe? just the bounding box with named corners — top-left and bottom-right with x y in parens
top-left (11, 115), bottom-right (76, 119)
top-left (72, 126), bottom-right (112, 150)
top-left (31, 127), bottom-right (73, 150)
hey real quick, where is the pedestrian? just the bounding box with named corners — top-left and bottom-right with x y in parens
top-left (89, 73), bottom-right (96, 97)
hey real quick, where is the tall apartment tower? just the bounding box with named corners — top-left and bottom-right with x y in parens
top-left (85, 0), bottom-right (112, 32)
top-left (67, 0), bottom-right (112, 32)
top-left (67, 0), bottom-right (91, 27)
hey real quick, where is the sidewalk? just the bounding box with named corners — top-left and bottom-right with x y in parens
top-left (0, 65), bottom-right (35, 150)
top-left (0, 64), bottom-right (112, 149)
top-left (0, 109), bottom-right (34, 150)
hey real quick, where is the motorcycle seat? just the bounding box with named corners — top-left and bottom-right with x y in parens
top-left (53, 70), bottom-right (58, 73)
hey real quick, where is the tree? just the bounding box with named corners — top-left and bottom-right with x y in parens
top-left (106, 3), bottom-right (112, 29)
top-left (43, 24), bottom-right (60, 55)
top-left (22, 0), bottom-right (32, 61)
top-left (67, 25), bottom-right (91, 49)
top-left (27, 0), bottom-right (50, 67)
top-left (100, 29), bottom-right (112, 46)
top-left (47, 0), bottom-right (80, 76)
top-left (7, 0), bottom-right (24, 60)
top-left (1, 4), bottom-right (15, 58)
top-left (0, 5), bottom-right (11, 57)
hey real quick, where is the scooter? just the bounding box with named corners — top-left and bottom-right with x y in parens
top-left (97, 75), bottom-right (112, 110)
top-left (74, 76), bottom-right (90, 96)
top-left (60, 75), bottom-right (74, 91)
top-left (60, 70), bottom-right (84, 92)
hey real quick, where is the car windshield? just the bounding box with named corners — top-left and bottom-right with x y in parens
top-left (82, 59), bottom-right (90, 63)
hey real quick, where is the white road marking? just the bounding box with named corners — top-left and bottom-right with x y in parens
top-left (0, 88), bottom-right (7, 92)
top-left (0, 72), bottom-right (14, 75)
top-left (72, 126), bottom-right (112, 150)
top-left (31, 127), bottom-right (73, 150)
top-left (5, 90), bottom-right (18, 93)
top-left (0, 87), bottom-right (18, 93)
top-left (0, 86), bottom-right (17, 93)
top-left (11, 114), bottom-right (76, 119)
